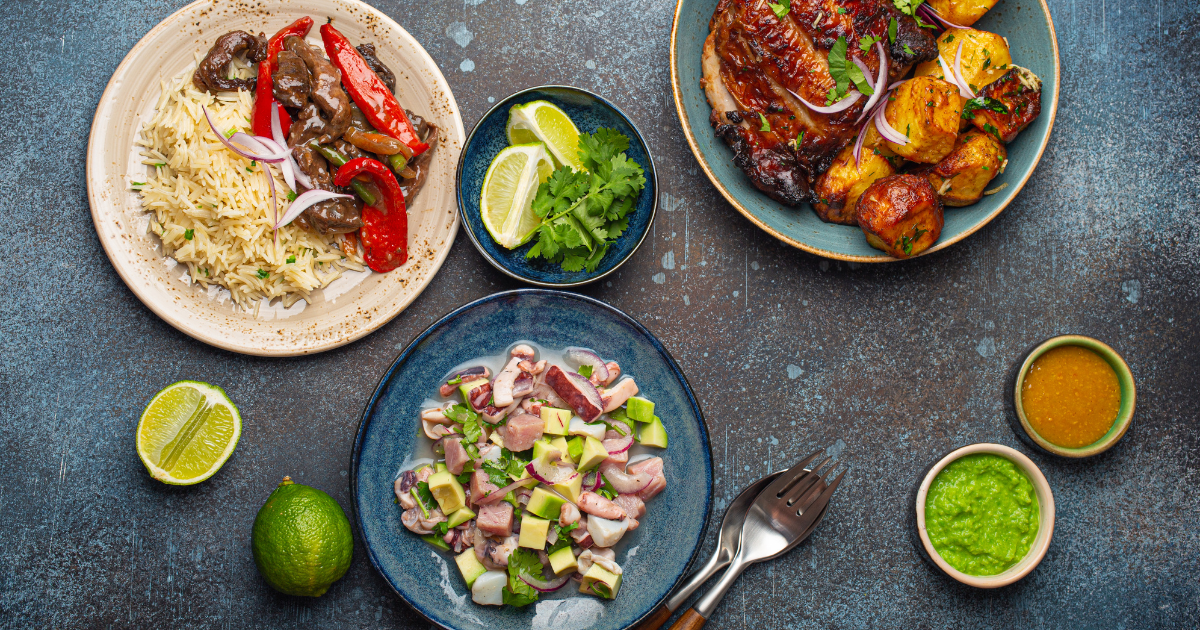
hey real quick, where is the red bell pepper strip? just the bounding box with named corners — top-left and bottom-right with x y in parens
top-left (320, 23), bottom-right (429, 156)
top-left (333, 158), bottom-right (408, 272)
top-left (251, 17), bottom-right (314, 137)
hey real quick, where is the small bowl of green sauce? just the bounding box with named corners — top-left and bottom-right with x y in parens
top-left (913, 443), bottom-right (1055, 588)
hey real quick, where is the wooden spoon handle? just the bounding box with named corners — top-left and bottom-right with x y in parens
top-left (667, 608), bottom-right (707, 630)
top-left (634, 604), bottom-right (674, 630)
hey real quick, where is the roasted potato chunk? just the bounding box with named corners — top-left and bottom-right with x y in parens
top-left (912, 129), bottom-right (1007, 207)
top-left (883, 77), bottom-right (963, 164)
top-left (914, 28), bottom-right (1013, 96)
top-left (856, 174), bottom-right (944, 259)
top-left (969, 66), bottom-right (1043, 143)
top-left (926, 0), bottom-right (1001, 28)
top-left (813, 144), bottom-right (899, 225)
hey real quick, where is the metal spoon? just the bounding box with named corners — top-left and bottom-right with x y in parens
top-left (633, 468), bottom-right (786, 630)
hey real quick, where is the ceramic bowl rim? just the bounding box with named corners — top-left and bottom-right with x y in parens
top-left (668, 0), bottom-right (1061, 262)
top-left (914, 443), bottom-right (1055, 588)
top-left (1012, 334), bottom-right (1136, 458)
top-left (455, 85), bottom-right (659, 287)
top-left (349, 288), bottom-right (713, 629)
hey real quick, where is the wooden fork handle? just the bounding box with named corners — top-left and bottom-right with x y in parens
top-left (634, 604), bottom-right (675, 630)
top-left (667, 608), bottom-right (707, 630)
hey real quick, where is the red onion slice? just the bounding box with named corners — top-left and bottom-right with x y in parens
top-left (265, 109), bottom-right (295, 192)
top-left (565, 371), bottom-right (604, 413)
top-left (953, 41), bottom-right (976, 98)
top-left (605, 436), bottom-right (634, 455)
top-left (920, 4), bottom-right (967, 30)
top-left (852, 58), bottom-right (875, 90)
top-left (202, 107), bottom-right (289, 163)
top-left (852, 117), bottom-right (871, 169)
top-left (787, 88), bottom-right (862, 114)
top-left (888, 80), bottom-right (909, 90)
top-left (873, 100), bottom-right (909, 146)
top-left (564, 348), bottom-right (609, 383)
top-left (474, 478), bottom-right (538, 505)
top-left (583, 471), bottom-right (602, 492)
top-left (274, 189), bottom-right (354, 228)
top-left (526, 455), bottom-right (578, 485)
top-left (856, 42), bottom-right (890, 124)
top-left (520, 573), bottom-right (571, 592)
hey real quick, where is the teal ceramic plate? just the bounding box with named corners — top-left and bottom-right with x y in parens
top-left (352, 289), bottom-right (712, 629)
top-left (669, 0), bottom-right (1060, 261)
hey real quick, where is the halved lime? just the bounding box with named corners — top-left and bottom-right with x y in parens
top-left (506, 101), bottom-right (585, 171)
top-left (136, 380), bottom-right (241, 485)
top-left (480, 143), bottom-right (554, 249)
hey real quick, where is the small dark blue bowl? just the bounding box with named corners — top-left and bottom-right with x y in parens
top-left (456, 86), bottom-right (658, 287)
top-left (351, 289), bottom-right (712, 630)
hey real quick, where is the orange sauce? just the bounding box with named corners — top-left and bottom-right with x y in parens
top-left (1021, 346), bottom-right (1121, 448)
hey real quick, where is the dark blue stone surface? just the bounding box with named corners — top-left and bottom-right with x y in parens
top-left (1, 1), bottom-right (1197, 628)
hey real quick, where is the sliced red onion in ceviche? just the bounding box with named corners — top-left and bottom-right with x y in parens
top-left (394, 342), bottom-right (669, 608)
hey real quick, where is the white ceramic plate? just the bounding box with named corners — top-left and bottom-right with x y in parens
top-left (87, 0), bottom-right (463, 356)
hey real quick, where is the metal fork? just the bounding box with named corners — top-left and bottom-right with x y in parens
top-left (668, 451), bottom-right (846, 630)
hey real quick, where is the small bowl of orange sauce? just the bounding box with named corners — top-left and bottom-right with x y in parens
top-left (1010, 335), bottom-right (1136, 458)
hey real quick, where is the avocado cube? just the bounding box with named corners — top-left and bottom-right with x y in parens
top-left (517, 514), bottom-right (551, 550)
top-left (455, 549), bottom-right (488, 588)
top-left (580, 563), bottom-right (622, 599)
top-left (541, 407), bottom-right (572, 436)
top-left (427, 471), bottom-right (466, 514)
top-left (577, 436), bottom-right (608, 472)
top-left (548, 546), bottom-right (578, 575)
top-left (625, 397), bottom-right (655, 422)
top-left (458, 378), bottom-right (489, 405)
top-left (553, 473), bottom-right (584, 505)
top-left (526, 487), bottom-right (567, 520)
top-left (637, 417), bottom-right (669, 448)
top-left (566, 437), bottom-right (584, 464)
top-left (532, 438), bottom-right (557, 461)
top-left (447, 506), bottom-right (476, 528)
top-left (510, 465), bottom-right (532, 484)
top-left (607, 407), bottom-right (629, 423)
top-left (549, 436), bottom-right (570, 456)
top-left (435, 462), bottom-right (448, 473)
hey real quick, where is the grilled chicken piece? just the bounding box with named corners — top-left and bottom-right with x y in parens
top-left (704, 0), bottom-right (937, 206)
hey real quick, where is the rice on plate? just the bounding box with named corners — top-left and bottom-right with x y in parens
top-left (134, 60), bottom-right (363, 310)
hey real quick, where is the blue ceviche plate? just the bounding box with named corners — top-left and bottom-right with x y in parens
top-left (457, 86), bottom-right (658, 286)
top-left (670, 0), bottom-right (1059, 261)
top-left (351, 289), bottom-right (712, 630)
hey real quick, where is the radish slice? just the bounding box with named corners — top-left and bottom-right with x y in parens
top-left (274, 189), bottom-right (354, 228)
top-left (788, 88), bottom-right (862, 114)
top-left (565, 348), bottom-right (609, 383)
top-left (520, 573), bottom-right (571, 592)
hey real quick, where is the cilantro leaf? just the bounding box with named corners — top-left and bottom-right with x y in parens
top-left (766, 0), bottom-right (790, 20)
top-left (962, 96), bottom-right (1009, 119)
top-left (826, 36), bottom-right (850, 99)
top-left (597, 474), bottom-right (618, 500)
top-left (847, 59), bottom-right (875, 96)
top-left (503, 549), bottom-right (543, 607)
top-left (578, 365), bottom-right (594, 378)
top-left (859, 35), bottom-right (881, 52)
top-left (483, 460), bottom-right (511, 487)
top-left (758, 112), bottom-right (771, 132)
top-left (888, 18), bottom-right (898, 43)
top-left (413, 481), bottom-right (435, 517)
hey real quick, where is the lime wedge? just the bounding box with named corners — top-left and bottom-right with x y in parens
top-left (480, 143), bottom-right (554, 249)
top-left (506, 101), bottom-right (585, 171)
top-left (136, 381), bottom-right (241, 485)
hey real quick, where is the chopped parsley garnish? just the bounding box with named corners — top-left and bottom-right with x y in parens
top-left (130, 181), bottom-right (146, 187)
top-left (836, 7), bottom-right (848, 14)
top-left (896, 224), bottom-right (929, 255)
top-left (758, 113), bottom-right (771, 132)
top-left (859, 35), bottom-right (882, 52)
top-left (286, 190), bottom-right (297, 201)
top-left (962, 96), bottom-right (1009, 119)
top-left (982, 122), bottom-right (1002, 140)
top-left (790, 130), bottom-right (806, 151)
top-left (944, 34), bottom-right (955, 43)
top-left (982, 58), bottom-right (992, 71)
top-left (766, 0), bottom-right (790, 20)
top-left (286, 255), bottom-right (296, 264)
top-left (184, 229), bottom-right (194, 240)
top-left (524, 129), bottom-right (646, 273)
top-left (256, 269), bottom-right (269, 279)
top-left (903, 44), bottom-right (916, 55)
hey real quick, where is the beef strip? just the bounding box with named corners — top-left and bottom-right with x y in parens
top-left (284, 36), bottom-right (351, 143)
top-left (287, 103), bottom-right (329, 148)
top-left (399, 110), bottom-right (439, 202)
top-left (193, 31), bottom-right (267, 93)
top-left (271, 50), bottom-right (311, 108)
top-left (355, 43), bottom-right (396, 94)
top-left (332, 139), bottom-right (369, 162)
top-left (291, 144), bottom-right (364, 234)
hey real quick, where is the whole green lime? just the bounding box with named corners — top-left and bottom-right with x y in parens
top-left (252, 477), bottom-right (354, 597)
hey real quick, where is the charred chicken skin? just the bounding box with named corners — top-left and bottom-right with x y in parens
top-left (703, 0), bottom-right (937, 206)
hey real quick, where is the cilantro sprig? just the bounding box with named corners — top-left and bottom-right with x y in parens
top-left (962, 97), bottom-right (1009, 119)
top-left (503, 549), bottom-right (544, 607)
top-left (525, 129), bottom-right (647, 273)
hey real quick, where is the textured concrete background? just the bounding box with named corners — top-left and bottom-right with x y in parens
top-left (1, 0), bottom-right (1197, 628)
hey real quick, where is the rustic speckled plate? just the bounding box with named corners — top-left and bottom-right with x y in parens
top-left (87, 0), bottom-right (464, 356)
top-left (352, 289), bottom-right (713, 630)
top-left (670, 0), bottom-right (1060, 261)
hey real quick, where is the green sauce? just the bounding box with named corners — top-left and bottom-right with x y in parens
top-left (924, 454), bottom-right (1040, 576)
